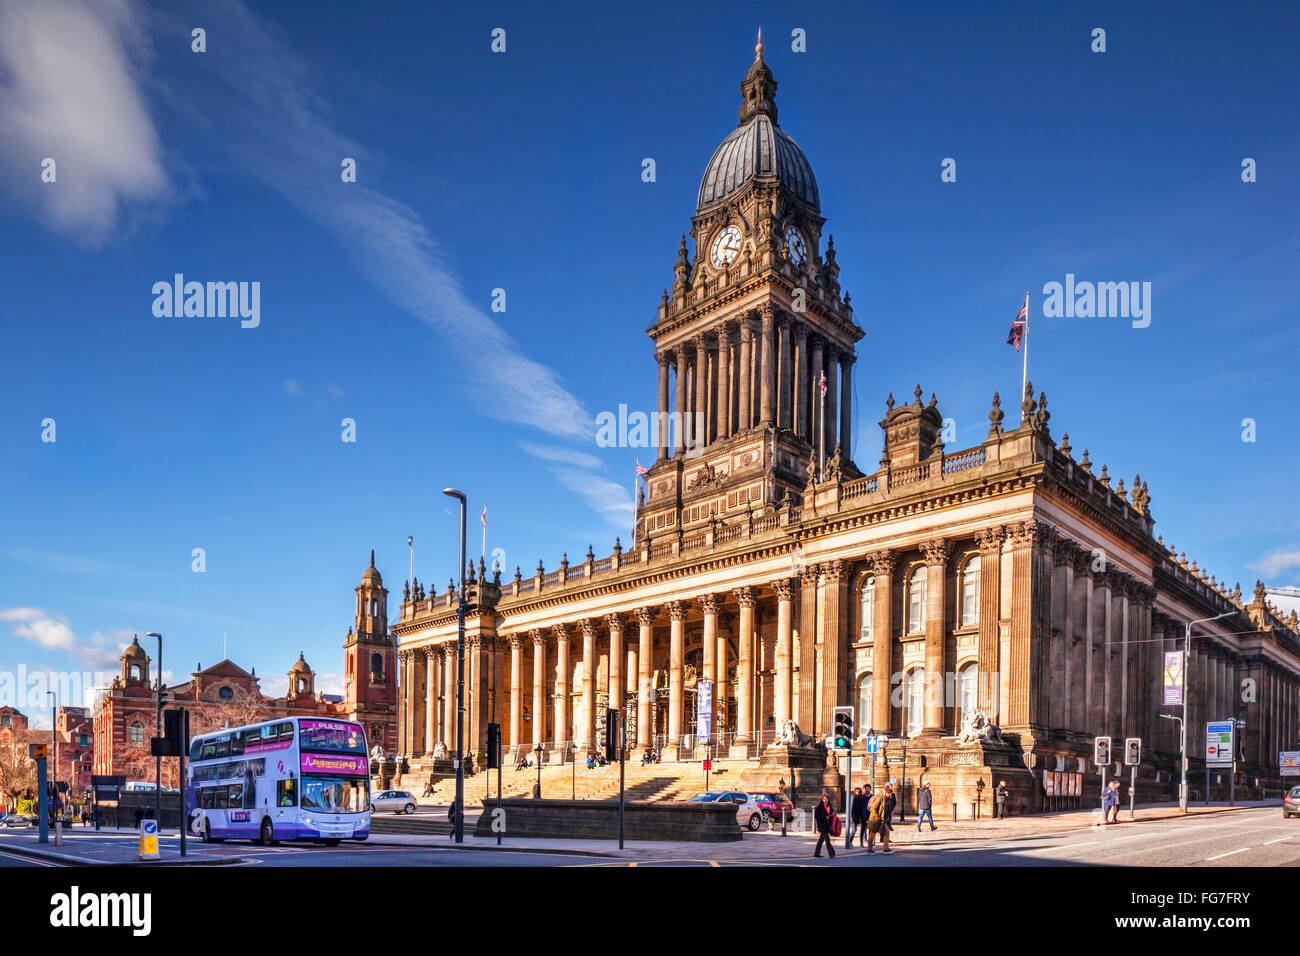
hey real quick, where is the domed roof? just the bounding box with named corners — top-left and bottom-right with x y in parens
top-left (697, 114), bottom-right (819, 212)
top-left (122, 636), bottom-right (147, 660)
top-left (696, 31), bottom-right (819, 213)
top-left (290, 652), bottom-right (312, 674)
top-left (361, 549), bottom-right (382, 585)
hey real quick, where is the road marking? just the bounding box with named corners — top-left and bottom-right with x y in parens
top-left (1264, 836), bottom-right (1292, 845)
top-left (1043, 840), bottom-right (1099, 851)
top-left (0, 850), bottom-right (60, 867)
top-left (1206, 848), bottom-right (1251, 861)
top-left (709, 860), bottom-right (720, 867)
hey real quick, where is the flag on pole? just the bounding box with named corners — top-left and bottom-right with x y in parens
top-left (480, 506), bottom-right (487, 528)
top-left (1006, 298), bottom-right (1028, 351)
top-left (818, 371), bottom-right (827, 396)
top-left (635, 458), bottom-right (649, 477)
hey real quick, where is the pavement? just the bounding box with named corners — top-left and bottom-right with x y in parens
top-left (0, 799), bottom-right (1283, 867)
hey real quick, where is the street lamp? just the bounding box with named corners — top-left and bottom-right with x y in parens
top-left (145, 631), bottom-right (163, 826)
top-left (898, 733), bottom-right (909, 823)
top-left (534, 744), bottom-right (543, 798)
top-left (1178, 612), bottom-right (1236, 813)
top-left (46, 691), bottom-right (57, 821)
top-left (442, 489), bottom-right (467, 844)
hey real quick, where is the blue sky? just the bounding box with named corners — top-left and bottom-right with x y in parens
top-left (2, 0), bottom-right (1297, 723)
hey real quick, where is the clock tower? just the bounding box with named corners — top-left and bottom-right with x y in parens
top-left (640, 32), bottom-right (863, 544)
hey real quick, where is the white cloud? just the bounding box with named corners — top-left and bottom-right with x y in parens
top-left (282, 378), bottom-right (302, 397)
top-left (327, 384), bottom-right (345, 399)
top-left (0, 0), bottom-right (169, 243)
top-left (1252, 550), bottom-right (1300, 579)
top-left (519, 442), bottom-right (604, 471)
top-left (551, 468), bottom-right (636, 529)
top-left (1, 607), bottom-right (76, 650)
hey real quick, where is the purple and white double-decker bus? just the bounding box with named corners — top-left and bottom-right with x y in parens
top-left (187, 717), bottom-right (371, 845)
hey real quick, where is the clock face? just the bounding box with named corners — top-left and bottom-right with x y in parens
top-left (709, 225), bottom-right (742, 268)
top-left (784, 227), bottom-right (808, 266)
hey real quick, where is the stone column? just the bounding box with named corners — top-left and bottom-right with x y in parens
top-left (798, 564), bottom-right (820, 732)
top-left (716, 325), bottom-right (731, 441)
top-left (673, 345), bottom-right (687, 456)
top-left (508, 635), bottom-right (523, 754)
top-left (839, 355), bottom-right (853, 461)
top-left (580, 619), bottom-right (598, 755)
top-left (778, 315), bottom-right (793, 430)
top-left (794, 324), bottom-right (809, 439)
top-left (667, 601), bottom-right (687, 759)
top-left (760, 308), bottom-right (775, 426)
top-left (870, 551), bottom-right (897, 735)
top-left (809, 335), bottom-right (824, 455)
top-left (738, 319), bottom-right (753, 431)
top-left (701, 594), bottom-right (720, 742)
top-left (531, 631), bottom-right (545, 750)
top-left (553, 624), bottom-right (571, 753)
top-left (403, 651), bottom-right (417, 755)
top-left (974, 529), bottom-right (1004, 719)
top-left (823, 345), bottom-right (838, 458)
top-left (1006, 520), bottom-right (1048, 731)
top-left (1107, 574), bottom-right (1125, 741)
top-left (607, 613), bottom-right (625, 723)
top-left (735, 587), bottom-right (757, 746)
top-left (818, 560), bottom-right (847, 736)
top-left (657, 353), bottom-right (670, 461)
top-left (693, 335), bottom-right (709, 450)
top-left (1050, 539), bottom-right (1078, 735)
top-left (635, 607), bottom-right (655, 750)
top-left (442, 647), bottom-right (455, 750)
top-left (431, 647), bottom-right (447, 759)
top-left (773, 579), bottom-right (796, 727)
top-left (921, 539), bottom-right (951, 735)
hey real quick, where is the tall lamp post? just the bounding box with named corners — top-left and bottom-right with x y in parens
top-left (47, 691), bottom-right (57, 820)
top-left (1178, 612), bottom-right (1236, 813)
top-left (442, 489), bottom-right (467, 844)
top-left (145, 631), bottom-right (163, 826)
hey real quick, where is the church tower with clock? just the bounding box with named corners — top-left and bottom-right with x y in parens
top-left (640, 32), bottom-right (864, 544)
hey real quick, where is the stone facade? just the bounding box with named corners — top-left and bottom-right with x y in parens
top-left (389, 40), bottom-right (1300, 811)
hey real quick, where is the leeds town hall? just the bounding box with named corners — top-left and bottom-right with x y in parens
top-left (389, 39), bottom-right (1300, 810)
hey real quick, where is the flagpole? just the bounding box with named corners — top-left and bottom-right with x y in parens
top-left (1021, 290), bottom-right (1030, 405)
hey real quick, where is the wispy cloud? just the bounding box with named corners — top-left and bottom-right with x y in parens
top-left (282, 378), bottom-right (302, 397)
top-left (551, 468), bottom-right (636, 529)
top-left (1251, 549), bottom-right (1300, 580)
top-left (519, 442), bottom-right (604, 471)
top-left (2, 548), bottom-right (118, 576)
top-left (1, 607), bottom-right (76, 650)
top-left (0, 0), bottom-right (169, 243)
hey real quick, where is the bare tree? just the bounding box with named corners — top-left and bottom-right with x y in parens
top-left (0, 734), bottom-right (37, 809)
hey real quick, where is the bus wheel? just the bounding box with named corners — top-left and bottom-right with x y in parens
top-left (259, 818), bottom-right (276, 846)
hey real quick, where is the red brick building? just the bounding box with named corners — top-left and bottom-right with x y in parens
top-left (93, 553), bottom-right (397, 780)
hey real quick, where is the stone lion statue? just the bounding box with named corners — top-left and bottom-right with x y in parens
top-left (773, 718), bottom-right (814, 748)
top-left (431, 741), bottom-right (449, 759)
top-left (955, 708), bottom-right (1004, 745)
top-left (370, 744), bottom-right (385, 761)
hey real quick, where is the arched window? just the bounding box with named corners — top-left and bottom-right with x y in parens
top-left (856, 673), bottom-right (872, 735)
top-left (958, 663), bottom-right (978, 730)
top-left (960, 554), bottom-right (981, 627)
top-left (905, 667), bottom-right (925, 737)
top-left (128, 720), bottom-right (145, 745)
top-left (859, 575), bottom-right (875, 641)
top-left (907, 566), bottom-right (927, 634)
top-left (371, 653), bottom-right (384, 680)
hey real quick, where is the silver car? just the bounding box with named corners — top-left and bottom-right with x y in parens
top-left (370, 790), bottom-right (418, 814)
top-left (0, 813), bottom-right (32, 828)
top-left (688, 790), bottom-right (765, 831)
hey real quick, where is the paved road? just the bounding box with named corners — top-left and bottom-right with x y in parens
top-left (3, 806), bottom-right (1294, 867)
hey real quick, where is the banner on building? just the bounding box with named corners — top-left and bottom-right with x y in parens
top-left (696, 679), bottom-right (713, 741)
top-left (1163, 651), bottom-right (1184, 705)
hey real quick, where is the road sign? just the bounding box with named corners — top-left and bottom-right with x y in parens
top-left (137, 818), bottom-right (159, 861)
top-left (702, 759), bottom-right (712, 772)
top-left (696, 679), bottom-right (714, 739)
top-left (29, 743), bottom-right (48, 760)
top-left (1206, 721), bottom-right (1234, 767)
top-left (865, 736), bottom-right (879, 755)
top-left (1282, 751), bottom-right (1300, 777)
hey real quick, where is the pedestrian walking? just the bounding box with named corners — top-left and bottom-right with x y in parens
top-left (916, 782), bottom-right (936, 831)
top-left (866, 785), bottom-right (894, 853)
top-left (995, 779), bottom-right (1009, 819)
top-left (447, 801), bottom-right (458, 840)
top-left (1103, 779), bottom-right (1121, 823)
top-left (813, 791), bottom-right (836, 858)
top-left (848, 786), bottom-right (867, 846)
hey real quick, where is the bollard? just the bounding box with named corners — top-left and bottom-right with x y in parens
top-left (54, 820), bottom-right (62, 846)
top-left (781, 806), bottom-right (788, 837)
top-left (972, 801), bottom-right (977, 821)
top-left (952, 802), bottom-right (957, 822)
top-left (138, 818), bottom-right (160, 861)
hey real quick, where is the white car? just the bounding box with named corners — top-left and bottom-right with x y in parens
top-left (370, 790), bottom-right (418, 814)
top-left (688, 790), bottom-right (765, 831)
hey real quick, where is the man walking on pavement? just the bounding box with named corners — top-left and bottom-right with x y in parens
top-left (866, 784), bottom-right (894, 854)
top-left (916, 781), bottom-right (936, 831)
top-left (813, 790), bottom-right (837, 859)
top-left (848, 786), bottom-right (866, 847)
top-left (995, 779), bottom-right (1009, 819)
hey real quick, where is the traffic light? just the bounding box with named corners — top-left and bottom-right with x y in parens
top-left (486, 723), bottom-right (501, 769)
top-left (1125, 737), bottom-right (1141, 766)
top-left (604, 709), bottom-right (619, 758)
top-left (1094, 735), bottom-right (1112, 767)
top-left (28, 743), bottom-right (48, 760)
top-left (162, 707), bottom-right (190, 755)
top-left (832, 706), bottom-right (855, 750)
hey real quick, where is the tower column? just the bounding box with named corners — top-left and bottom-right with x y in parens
top-left (553, 624), bottom-right (571, 756)
top-left (773, 578), bottom-right (796, 727)
top-left (607, 614), bottom-right (625, 727)
top-left (794, 324), bottom-right (809, 439)
top-left (656, 353), bottom-right (670, 460)
top-left (701, 594), bottom-right (720, 743)
top-left (580, 619), bottom-right (598, 755)
top-left (667, 601), bottom-right (687, 759)
top-left (441, 646), bottom-right (455, 750)
top-left (871, 551), bottom-right (896, 735)
top-left (975, 529), bottom-right (1005, 720)
top-left (759, 307), bottom-right (775, 425)
top-left (403, 652), bottom-right (417, 756)
top-left (839, 356), bottom-right (854, 460)
top-left (716, 325), bottom-right (731, 441)
top-left (823, 345), bottom-right (838, 457)
top-left (674, 345), bottom-right (688, 456)
top-left (693, 334), bottom-right (709, 451)
top-left (508, 636), bottom-right (523, 754)
top-left (424, 648), bottom-right (438, 757)
top-left (810, 335), bottom-right (824, 458)
top-left (735, 587), bottom-right (757, 745)
top-left (738, 318), bottom-right (753, 430)
top-left (635, 607), bottom-right (655, 750)
top-left (530, 631), bottom-right (545, 751)
top-left (921, 539), bottom-right (951, 735)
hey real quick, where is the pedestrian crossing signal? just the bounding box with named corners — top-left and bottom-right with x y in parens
top-left (1094, 736), bottom-right (1112, 767)
top-left (832, 706), bottom-right (854, 750)
top-left (486, 723), bottom-right (501, 769)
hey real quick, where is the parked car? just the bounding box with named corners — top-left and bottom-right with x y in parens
top-left (750, 791), bottom-right (795, 821)
top-left (1283, 785), bottom-right (1300, 819)
top-left (687, 790), bottom-right (765, 831)
top-left (0, 813), bottom-right (32, 828)
top-left (370, 790), bottom-right (418, 814)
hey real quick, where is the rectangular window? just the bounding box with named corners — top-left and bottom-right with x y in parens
top-left (277, 779), bottom-right (298, 808)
